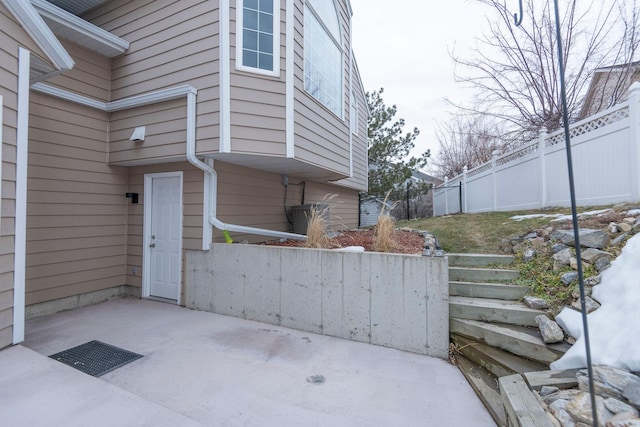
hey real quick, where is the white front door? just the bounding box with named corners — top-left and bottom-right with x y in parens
top-left (144, 173), bottom-right (183, 302)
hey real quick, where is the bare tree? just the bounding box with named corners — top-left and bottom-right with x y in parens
top-left (431, 114), bottom-right (506, 179)
top-left (451, 0), bottom-right (640, 141)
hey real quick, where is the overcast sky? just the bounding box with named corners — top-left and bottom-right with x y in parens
top-left (349, 0), bottom-right (496, 168)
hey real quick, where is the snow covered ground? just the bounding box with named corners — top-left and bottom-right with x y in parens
top-left (510, 209), bottom-right (616, 222)
top-left (551, 232), bottom-right (640, 372)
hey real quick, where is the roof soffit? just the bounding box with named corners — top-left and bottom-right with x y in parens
top-left (32, 0), bottom-right (128, 57)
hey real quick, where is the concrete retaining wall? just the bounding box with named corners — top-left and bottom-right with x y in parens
top-left (185, 244), bottom-right (449, 359)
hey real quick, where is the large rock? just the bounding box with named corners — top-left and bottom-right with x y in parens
top-left (595, 257), bottom-right (612, 272)
top-left (581, 248), bottom-right (612, 264)
top-left (571, 296), bottom-right (601, 313)
top-left (604, 398), bottom-right (639, 416)
top-left (554, 248), bottom-right (574, 265)
top-left (551, 229), bottom-right (610, 249)
top-left (562, 271), bottom-right (579, 285)
top-left (566, 392), bottom-right (613, 425)
top-left (605, 412), bottom-right (640, 426)
top-left (524, 248), bottom-right (537, 262)
top-left (578, 366), bottom-right (640, 409)
top-left (525, 295), bottom-right (549, 310)
top-left (536, 315), bottom-right (565, 343)
top-left (618, 223), bottom-right (632, 233)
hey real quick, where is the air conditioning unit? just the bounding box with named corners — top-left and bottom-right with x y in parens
top-left (291, 203), bottom-right (330, 235)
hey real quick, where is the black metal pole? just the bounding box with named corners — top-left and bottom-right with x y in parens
top-left (459, 181), bottom-right (463, 213)
top-left (552, 0), bottom-right (598, 424)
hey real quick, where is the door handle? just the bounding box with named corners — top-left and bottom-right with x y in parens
top-left (150, 243), bottom-right (156, 248)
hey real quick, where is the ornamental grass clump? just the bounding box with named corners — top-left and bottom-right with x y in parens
top-left (373, 194), bottom-right (398, 252)
top-left (304, 196), bottom-right (336, 249)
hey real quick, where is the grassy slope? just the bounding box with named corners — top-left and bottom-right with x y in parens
top-left (396, 210), bottom-right (559, 254)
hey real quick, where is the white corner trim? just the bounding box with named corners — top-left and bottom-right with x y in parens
top-left (219, 0), bottom-right (231, 153)
top-left (1, 0), bottom-right (74, 72)
top-left (31, 82), bottom-right (197, 112)
top-left (285, 0), bottom-right (294, 158)
top-left (0, 95), bottom-right (3, 234)
top-left (31, 0), bottom-right (129, 57)
top-left (13, 48), bottom-right (30, 345)
top-left (348, 25), bottom-right (354, 177)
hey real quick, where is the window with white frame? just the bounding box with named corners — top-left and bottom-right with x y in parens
top-left (304, 0), bottom-right (343, 117)
top-left (350, 91), bottom-right (358, 135)
top-left (237, 0), bottom-right (280, 75)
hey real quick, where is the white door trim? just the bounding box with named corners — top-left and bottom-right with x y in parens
top-left (143, 171), bottom-right (184, 304)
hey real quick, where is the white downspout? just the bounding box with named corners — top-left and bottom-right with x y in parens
top-left (185, 92), bottom-right (307, 243)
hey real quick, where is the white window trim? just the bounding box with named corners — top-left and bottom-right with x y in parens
top-left (303, 2), bottom-right (344, 119)
top-left (235, 0), bottom-right (281, 77)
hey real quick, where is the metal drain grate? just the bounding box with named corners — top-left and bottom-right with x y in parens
top-left (49, 340), bottom-right (143, 377)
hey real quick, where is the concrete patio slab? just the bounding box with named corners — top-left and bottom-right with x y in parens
top-left (4, 298), bottom-right (495, 426)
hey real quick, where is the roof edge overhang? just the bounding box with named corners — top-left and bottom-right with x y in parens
top-left (31, 0), bottom-right (129, 57)
top-left (1, 0), bottom-right (74, 75)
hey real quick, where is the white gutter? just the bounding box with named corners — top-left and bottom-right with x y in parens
top-left (184, 92), bottom-right (307, 243)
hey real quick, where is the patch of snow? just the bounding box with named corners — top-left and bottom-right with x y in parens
top-left (579, 209), bottom-right (613, 217)
top-left (551, 233), bottom-right (640, 372)
top-left (510, 214), bottom-right (566, 221)
top-left (625, 209), bottom-right (640, 216)
top-left (549, 209), bottom-right (614, 223)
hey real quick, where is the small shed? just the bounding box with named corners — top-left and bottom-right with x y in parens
top-left (359, 197), bottom-right (394, 227)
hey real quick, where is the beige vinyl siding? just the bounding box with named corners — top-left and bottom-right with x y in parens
top-left (85, 0), bottom-right (220, 157)
top-left (0, 46), bottom-right (16, 346)
top-left (47, 42), bottom-right (111, 101)
top-left (215, 160), bottom-right (291, 242)
top-left (26, 92), bottom-right (127, 306)
top-left (108, 98), bottom-right (190, 165)
top-left (332, 63), bottom-right (368, 191)
top-left (229, 78), bottom-right (287, 156)
top-left (292, 0), bottom-right (351, 176)
top-left (212, 160), bottom-right (358, 244)
top-left (228, 0), bottom-right (287, 156)
top-left (303, 182), bottom-right (359, 229)
top-left (0, 3), bottom-right (49, 347)
top-left (125, 162), bottom-right (204, 289)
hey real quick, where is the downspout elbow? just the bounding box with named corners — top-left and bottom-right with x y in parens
top-left (185, 92), bottom-right (307, 242)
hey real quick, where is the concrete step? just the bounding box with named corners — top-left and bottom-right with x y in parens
top-left (456, 355), bottom-right (506, 427)
top-left (449, 296), bottom-right (543, 327)
top-left (451, 334), bottom-right (548, 379)
top-left (448, 253), bottom-right (515, 268)
top-left (449, 266), bottom-right (520, 283)
top-left (450, 318), bottom-right (569, 365)
top-left (449, 281), bottom-right (529, 300)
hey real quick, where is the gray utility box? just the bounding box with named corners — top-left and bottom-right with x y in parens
top-left (291, 203), bottom-right (330, 235)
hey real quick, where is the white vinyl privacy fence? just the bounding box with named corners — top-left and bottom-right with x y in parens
top-left (434, 83), bottom-right (640, 215)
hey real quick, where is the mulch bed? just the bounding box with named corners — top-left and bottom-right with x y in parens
top-left (261, 229), bottom-right (425, 254)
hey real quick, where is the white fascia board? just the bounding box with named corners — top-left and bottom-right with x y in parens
top-left (32, 82), bottom-right (198, 112)
top-left (31, 0), bottom-right (129, 57)
top-left (1, 0), bottom-right (74, 72)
